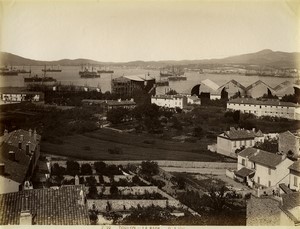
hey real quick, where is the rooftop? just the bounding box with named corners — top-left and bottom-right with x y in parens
top-left (0, 87), bottom-right (44, 95)
top-left (289, 160), bottom-right (300, 173)
top-left (152, 94), bottom-right (186, 99)
top-left (112, 75), bottom-right (154, 82)
top-left (82, 99), bottom-right (136, 106)
top-left (238, 148), bottom-right (260, 158)
top-left (228, 97), bottom-right (300, 107)
top-left (249, 149), bottom-right (284, 169)
top-left (0, 185), bottom-right (90, 225)
top-left (222, 127), bottom-right (258, 140)
top-left (245, 80), bottom-right (274, 91)
top-left (0, 143), bottom-right (31, 183)
top-left (235, 167), bottom-right (255, 178)
top-left (280, 192), bottom-right (300, 224)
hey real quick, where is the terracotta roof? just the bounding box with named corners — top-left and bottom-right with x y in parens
top-left (228, 97), bottom-right (299, 107)
top-left (235, 167), bottom-right (255, 178)
top-left (0, 185), bottom-right (90, 225)
top-left (279, 183), bottom-right (293, 194)
top-left (223, 127), bottom-right (256, 140)
top-left (2, 129), bottom-right (41, 152)
top-left (249, 150), bottom-right (284, 169)
top-left (0, 144), bottom-right (31, 183)
top-left (280, 192), bottom-right (300, 224)
top-left (289, 160), bottom-right (300, 173)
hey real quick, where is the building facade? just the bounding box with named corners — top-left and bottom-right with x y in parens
top-left (217, 127), bottom-right (264, 158)
top-left (227, 98), bottom-right (300, 120)
top-left (278, 131), bottom-right (300, 157)
top-left (288, 160), bottom-right (300, 191)
top-left (151, 95), bottom-right (188, 109)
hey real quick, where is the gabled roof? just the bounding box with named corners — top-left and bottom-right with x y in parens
top-left (2, 129), bottom-right (41, 152)
top-left (238, 148), bottom-right (260, 158)
top-left (273, 81), bottom-right (293, 91)
top-left (222, 127), bottom-right (256, 140)
top-left (289, 160), bottom-right (300, 173)
top-left (200, 79), bottom-right (220, 91)
top-left (0, 185), bottom-right (90, 225)
top-left (245, 80), bottom-right (274, 92)
top-left (218, 79), bottom-right (246, 91)
top-left (249, 150), bottom-right (284, 169)
top-left (0, 144), bottom-right (31, 183)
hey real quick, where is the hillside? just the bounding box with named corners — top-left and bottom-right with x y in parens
top-left (1, 49), bottom-right (299, 68)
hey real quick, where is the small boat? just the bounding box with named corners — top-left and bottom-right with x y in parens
top-left (97, 67), bottom-right (114, 74)
top-left (168, 76), bottom-right (187, 81)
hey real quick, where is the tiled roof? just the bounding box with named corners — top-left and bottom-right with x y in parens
top-left (249, 150), bottom-right (284, 169)
top-left (247, 195), bottom-right (281, 226)
top-left (280, 192), bottom-right (300, 224)
top-left (218, 79), bottom-right (246, 91)
top-left (223, 127), bottom-right (256, 140)
top-left (235, 167), bottom-right (255, 178)
top-left (0, 185), bottom-right (90, 225)
top-left (0, 144), bottom-right (31, 183)
top-left (289, 160), bottom-right (300, 172)
top-left (279, 183), bottom-right (293, 194)
top-left (107, 100), bottom-right (136, 106)
top-left (2, 129), bottom-right (41, 152)
top-left (200, 79), bottom-right (220, 91)
top-left (238, 148), bottom-right (259, 158)
top-left (228, 97), bottom-right (299, 107)
top-left (152, 95), bottom-right (186, 99)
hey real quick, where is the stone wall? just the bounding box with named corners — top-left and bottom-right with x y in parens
top-left (86, 186), bottom-right (159, 195)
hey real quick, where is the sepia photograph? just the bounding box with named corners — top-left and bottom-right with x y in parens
top-left (0, 0), bottom-right (299, 226)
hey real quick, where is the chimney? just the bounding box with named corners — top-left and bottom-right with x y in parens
top-left (28, 129), bottom-right (32, 137)
top-left (78, 187), bottom-right (85, 205)
top-left (20, 196), bottom-right (32, 225)
top-left (252, 128), bottom-right (255, 132)
top-left (8, 151), bottom-right (15, 161)
top-left (20, 134), bottom-right (24, 142)
top-left (0, 163), bottom-right (5, 175)
top-left (26, 142), bottom-right (30, 155)
top-left (33, 129), bottom-right (37, 141)
top-left (18, 141), bottom-right (22, 150)
top-left (75, 175), bottom-right (79, 185)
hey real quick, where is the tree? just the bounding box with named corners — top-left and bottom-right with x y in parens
top-left (94, 161), bottom-right (107, 174)
top-left (86, 176), bottom-right (98, 186)
top-left (81, 163), bottom-right (93, 175)
top-left (110, 184), bottom-right (119, 196)
top-left (140, 161), bottom-right (159, 177)
top-left (51, 163), bottom-right (66, 176)
top-left (207, 185), bottom-right (227, 213)
top-left (88, 186), bottom-right (99, 199)
top-left (107, 107), bottom-right (129, 124)
top-left (193, 126), bottom-right (203, 138)
top-left (66, 160), bottom-right (80, 176)
top-left (254, 138), bottom-right (278, 153)
top-left (233, 110), bottom-right (240, 123)
top-left (166, 89), bottom-right (178, 95)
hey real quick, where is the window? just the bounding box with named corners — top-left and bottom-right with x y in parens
top-left (294, 176), bottom-right (298, 187)
top-left (257, 176), bottom-right (260, 184)
top-left (268, 168), bottom-right (271, 175)
top-left (233, 141), bottom-right (236, 147)
top-left (242, 159), bottom-right (245, 166)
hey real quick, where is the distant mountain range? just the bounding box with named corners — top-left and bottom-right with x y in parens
top-left (0, 49), bottom-right (299, 68)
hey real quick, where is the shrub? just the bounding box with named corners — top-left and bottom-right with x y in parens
top-left (81, 163), bottom-right (93, 175)
top-left (94, 161), bottom-right (107, 174)
top-left (86, 176), bottom-right (97, 186)
top-left (66, 160), bottom-right (80, 176)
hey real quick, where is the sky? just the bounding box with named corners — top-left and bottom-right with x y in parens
top-left (0, 0), bottom-right (299, 62)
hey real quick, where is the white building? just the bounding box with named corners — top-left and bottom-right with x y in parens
top-left (187, 95), bottom-right (201, 105)
top-left (235, 148), bottom-right (294, 188)
top-left (227, 98), bottom-right (300, 120)
top-left (151, 95), bottom-right (187, 109)
top-left (0, 88), bottom-right (44, 104)
top-left (217, 127), bottom-right (264, 158)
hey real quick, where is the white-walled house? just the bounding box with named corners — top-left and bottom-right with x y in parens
top-left (187, 95), bottom-right (201, 105)
top-left (227, 98), bottom-right (300, 120)
top-left (235, 148), bottom-right (294, 188)
top-left (288, 160), bottom-right (300, 191)
top-left (151, 95), bottom-right (187, 109)
top-left (217, 127), bottom-right (264, 158)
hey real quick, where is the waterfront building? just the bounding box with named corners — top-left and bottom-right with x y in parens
top-left (227, 98), bottom-right (300, 120)
top-left (151, 94), bottom-right (187, 109)
top-left (245, 80), bottom-right (276, 98)
top-left (111, 74), bottom-right (156, 97)
top-left (0, 88), bottom-right (44, 104)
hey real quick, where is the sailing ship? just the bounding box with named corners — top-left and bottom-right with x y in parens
top-left (79, 65), bottom-right (100, 78)
top-left (42, 65), bottom-right (62, 72)
top-left (24, 74), bottom-right (57, 83)
top-left (17, 66), bottom-right (31, 74)
top-left (0, 66), bottom-right (19, 76)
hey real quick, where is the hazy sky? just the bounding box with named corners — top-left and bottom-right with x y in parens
top-left (0, 0), bottom-right (299, 62)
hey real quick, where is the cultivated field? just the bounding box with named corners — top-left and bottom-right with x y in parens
top-left (41, 129), bottom-right (234, 162)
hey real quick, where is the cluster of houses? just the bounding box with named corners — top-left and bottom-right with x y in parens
top-left (215, 127), bottom-right (300, 226)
